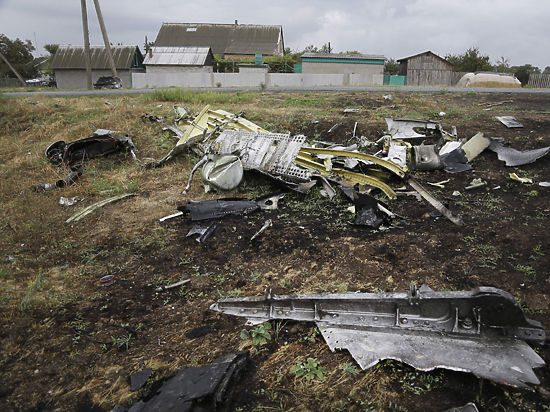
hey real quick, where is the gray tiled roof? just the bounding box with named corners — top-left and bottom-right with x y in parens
top-left (154, 23), bottom-right (283, 55)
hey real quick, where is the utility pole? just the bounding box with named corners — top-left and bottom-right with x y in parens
top-left (80, 0), bottom-right (92, 89)
top-left (0, 51), bottom-right (26, 85)
top-left (92, 0), bottom-right (118, 77)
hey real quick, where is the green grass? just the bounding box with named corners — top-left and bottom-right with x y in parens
top-left (149, 88), bottom-right (256, 104)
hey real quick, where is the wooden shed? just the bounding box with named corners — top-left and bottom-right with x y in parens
top-left (397, 51), bottom-right (453, 86)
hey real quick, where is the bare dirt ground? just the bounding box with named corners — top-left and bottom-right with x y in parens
top-left (0, 90), bottom-right (549, 411)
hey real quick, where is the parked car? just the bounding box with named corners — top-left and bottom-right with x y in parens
top-left (93, 76), bottom-right (122, 89)
top-left (25, 76), bottom-right (56, 87)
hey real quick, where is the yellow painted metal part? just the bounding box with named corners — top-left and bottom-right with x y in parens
top-left (208, 109), bottom-right (269, 133)
top-left (176, 105), bottom-right (211, 147)
top-left (299, 147), bottom-right (407, 178)
top-left (295, 154), bottom-right (397, 199)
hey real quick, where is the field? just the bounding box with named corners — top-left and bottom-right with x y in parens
top-left (0, 89), bottom-right (549, 411)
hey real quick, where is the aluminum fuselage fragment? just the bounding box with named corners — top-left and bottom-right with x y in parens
top-left (211, 286), bottom-right (545, 389)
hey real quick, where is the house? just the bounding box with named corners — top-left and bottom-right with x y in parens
top-left (143, 47), bottom-right (214, 73)
top-left (152, 22), bottom-right (284, 59)
top-left (50, 46), bottom-right (144, 89)
top-left (397, 51), bottom-right (453, 86)
top-left (301, 53), bottom-right (385, 85)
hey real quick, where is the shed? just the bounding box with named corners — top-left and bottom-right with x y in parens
top-left (397, 51), bottom-right (453, 86)
top-left (301, 53), bottom-right (385, 85)
top-left (50, 45), bottom-right (144, 89)
top-left (153, 22), bottom-right (284, 59)
top-left (143, 47), bottom-right (214, 74)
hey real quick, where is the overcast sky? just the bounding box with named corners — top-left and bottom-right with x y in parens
top-left (0, 0), bottom-right (548, 69)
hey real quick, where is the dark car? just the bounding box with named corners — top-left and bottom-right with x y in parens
top-left (93, 76), bottom-right (122, 89)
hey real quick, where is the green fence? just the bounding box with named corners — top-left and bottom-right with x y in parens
top-left (383, 75), bottom-right (407, 85)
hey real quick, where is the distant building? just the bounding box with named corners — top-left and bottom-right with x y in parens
top-left (153, 22), bottom-right (284, 59)
top-left (143, 47), bottom-right (214, 73)
top-left (50, 46), bottom-right (144, 89)
top-left (397, 51), bottom-right (453, 86)
top-left (301, 53), bottom-right (385, 85)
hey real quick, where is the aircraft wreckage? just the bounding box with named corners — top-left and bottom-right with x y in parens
top-left (211, 284), bottom-right (546, 389)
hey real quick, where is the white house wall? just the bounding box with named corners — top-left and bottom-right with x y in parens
top-left (132, 71), bottom-right (384, 89)
top-left (55, 69), bottom-right (131, 89)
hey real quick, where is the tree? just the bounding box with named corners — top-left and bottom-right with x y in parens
top-left (384, 58), bottom-right (400, 75)
top-left (43, 44), bottom-right (59, 75)
top-left (300, 43), bottom-right (332, 55)
top-left (143, 36), bottom-right (154, 53)
top-left (445, 47), bottom-right (492, 72)
top-left (494, 56), bottom-right (513, 73)
top-left (543, 66), bottom-right (550, 75)
top-left (511, 64), bottom-right (540, 86)
top-left (0, 33), bottom-right (39, 79)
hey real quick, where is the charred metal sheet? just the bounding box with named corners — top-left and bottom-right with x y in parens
top-left (211, 286), bottom-right (545, 389)
top-left (385, 118), bottom-right (441, 139)
top-left (440, 148), bottom-right (472, 174)
top-left (120, 351), bottom-right (249, 412)
top-left (45, 131), bottom-right (136, 166)
top-left (210, 130), bottom-right (309, 181)
top-left (496, 116), bottom-right (523, 128)
top-left (186, 223), bottom-right (217, 243)
top-left (201, 154), bottom-right (244, 191)
top-left (408, 178), bottom-right (463, 225)
top-left (180, 199), bottom-right (259, 221)
top-left (488, 141), bottom-right (550, 167)
top-left (412, 145), bottom-right (442, 171)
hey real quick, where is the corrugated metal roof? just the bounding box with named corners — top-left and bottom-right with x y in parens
top-left (50, 46), bottom-right (143, 70)
top-left (302, 53), bottom-right (386, 60)
top-left (143, 47), bottom-right (214, 66)
top-left (153, 23), bottom-right (283, 55)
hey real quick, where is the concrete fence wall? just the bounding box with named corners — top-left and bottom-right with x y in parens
top-left (132, 71), bottom-right (383, 89)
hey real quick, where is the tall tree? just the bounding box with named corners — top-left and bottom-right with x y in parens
top-left (494, 56), bottom-right (512, 73)
top-left (43, 44), bottom-right (59, 75)
top-left (0, 33), bottom-right (39, 79)
top-left (445, 47), bottom-right (492, 72)
top-left (384, 58), bottom-right (400, 75)
top-left (543, 66), bottom-right (550, 75)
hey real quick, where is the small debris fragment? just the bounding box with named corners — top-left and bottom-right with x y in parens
top-left (186, 224), bottom-right (216, 243)
top-left (99, 275), bottom-right (115, 287)
top-left (59, 196), bottom-right (81, 206)
top-left (496, 116), bottom-right (523, 128)
top-left (251, 219), bottom-right (272, 241)
top-left (539, 182), bottom-right (550, 187)
top-left (155, 279), bottom-right (191, 292)
top-left (343, 108), bottom-right (360, 114)
top-left (509, 173), bottom-right (533, 184)
top-left (465, 178), bottom-right (487, 190)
